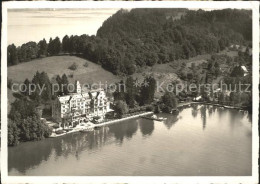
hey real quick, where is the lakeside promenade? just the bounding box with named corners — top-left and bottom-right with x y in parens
top-left (50, 111), bottom-right (153, 138)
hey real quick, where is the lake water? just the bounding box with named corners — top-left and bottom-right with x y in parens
top-left (8, 9), bottom-right (119, 46)
top-left (8, 105), bottom-right (252, 176)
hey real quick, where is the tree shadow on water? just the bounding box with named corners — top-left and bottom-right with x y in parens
top-left (139, 120), bottom-right (154, 137)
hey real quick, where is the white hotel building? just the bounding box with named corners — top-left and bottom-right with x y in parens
top-left (52, 81), bottom-right (113, 126)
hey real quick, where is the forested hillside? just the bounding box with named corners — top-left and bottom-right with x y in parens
top-left (8, 8), bottom-right (252, 76)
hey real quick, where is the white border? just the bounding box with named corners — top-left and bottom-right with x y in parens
top-left (1, 1), bottom-right (259, 184)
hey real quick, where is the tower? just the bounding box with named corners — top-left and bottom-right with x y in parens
top-left (75, 80), bottom-right (81, 93)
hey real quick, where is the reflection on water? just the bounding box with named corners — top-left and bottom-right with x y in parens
top-left (191, 104), bottom-right (199, 118)
top-left (8, 105), bottom-right (252, 176)
top-left (139, 119), bottom-right (154, 136)
top-left (163, 115), bottom-right (179, 129)
top-left (109, 120), bottom-right (138, 143)
top-left (200, 105), bottom-right (207, 130)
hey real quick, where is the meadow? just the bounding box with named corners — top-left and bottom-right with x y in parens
top-left (8, 55), bottom-right (120, 84)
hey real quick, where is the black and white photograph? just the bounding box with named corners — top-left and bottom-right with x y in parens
top-left (1, 1), bottom-right (259, 183)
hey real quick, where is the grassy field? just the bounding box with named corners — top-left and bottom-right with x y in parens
top-left (8, 56), bottom-right (120, 84)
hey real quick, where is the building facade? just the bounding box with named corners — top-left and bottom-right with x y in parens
top-left (52, 81), bottom-right (112, 126)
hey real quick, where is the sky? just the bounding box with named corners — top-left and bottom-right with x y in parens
top-left (8, 9), bottom-right (119, 46)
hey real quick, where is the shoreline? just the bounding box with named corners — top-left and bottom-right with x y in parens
top-left (177, 101), bottom-right (249, 111)
top-left (49, 111), bottom-right (153, 138)
top-left (9, 103), bottom-right (250, 144)
top-left (49, 102), bottom-right (249, 138)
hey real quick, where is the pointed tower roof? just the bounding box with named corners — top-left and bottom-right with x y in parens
top-left (75, 80), bottom-right (82, 94)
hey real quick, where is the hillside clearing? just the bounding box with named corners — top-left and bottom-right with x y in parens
top-left (8, 56), bottom-right (120, 85)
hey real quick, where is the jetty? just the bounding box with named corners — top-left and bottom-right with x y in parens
top-left (140, 114), bottom-right (167, 121)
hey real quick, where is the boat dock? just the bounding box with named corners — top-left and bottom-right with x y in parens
top-left (95, 111), bottom-right (154, 127)
top-left (140, 114), bottom-right (167, 121)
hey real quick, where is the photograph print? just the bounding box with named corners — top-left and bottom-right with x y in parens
top-left (2, 2), bottom-right (258, 180)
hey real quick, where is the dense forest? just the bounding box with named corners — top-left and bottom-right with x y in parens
top-left (7, 8), bottom-right (252, 75)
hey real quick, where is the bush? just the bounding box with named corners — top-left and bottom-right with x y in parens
top-left (55, 130), bottom-right (65, 134)
top-left (114, 100), bottom-right (129, 118)
top-left (146, 105), bottom-right (154, 111)
top-left (154, 105), bottom-right (161, 113)
top-left (68, 62), bottom-right (78, 70)
top-left (53, 124), bottom-right (60, 129)
top-left (162, 106), bottom-right (172, 113)
top-left (83, 62), bottom-right (88, 67)
top-left (140, 106), bottom-right (147, 111)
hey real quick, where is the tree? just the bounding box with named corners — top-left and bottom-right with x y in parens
top-left (22, 78), bottom-right (30, 96)
top-left (114, 100), bottom-right (129, 118)
top-left (125, 76), bottom-right (137, 108)
top-left (19, 42), bottom-right (39, 61)
top-left (68, 35), bottom-right (76, 53)
top-left (229, 92), bottom-right (241, 106)
top-left (187, 72), bottom-right (193, 81)
top-left (9, 98), bottom-right (37, 120)
top-left (140, 76), bottom-right (156, 105)
top-left (47, 37), bottom-right (53, 55)
top-left (114, 80), bottom-right (126, 101)
top-left (53, 37), bottom-right (61, 55)
top-left (8, 98), bottom-right (52, 145)
top-left (230, 66), bottom-right (244, 77)
top-left (19, 115), bottom-right (51, 141)
top-left (218, 92), bottom-right (225, 104)
top-left (8, 119), bottom-right (20, 146)
top-left (68, 62), bottom-right (78, 70)
top-left (62, 35), bottom-right (70, 53)
top-left (161, 91), bottom-right (178, 113)
top-left (145, 52), bottom-right (158, 66)
top-left (55, 75), bottom-right (62, 95)
top-left (7, 44), bottom-right (19, 66)
top-left (37, 39), bottom-right (48, 57)
top-left (48, 37), bottom-right (61, 55)
top-left (39, 72), bottom-right (52, 101)
top-left (61, 74), bottom-right (69, 95)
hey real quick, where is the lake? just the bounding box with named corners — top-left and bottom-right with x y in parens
top-left (8, 9), bottom-right (119, 46)
top-left (8, 105), bottom-right (252, 176)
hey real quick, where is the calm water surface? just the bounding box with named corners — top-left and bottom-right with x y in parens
top-left (8, 9), bottom-right (118, 46)
top-left (8, 105), bottom-right (252, 176)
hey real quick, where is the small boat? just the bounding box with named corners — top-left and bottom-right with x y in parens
top-left (141, 114), bottom-right (167, 121)
top-left (157, 117), bottom-right (167, 121)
